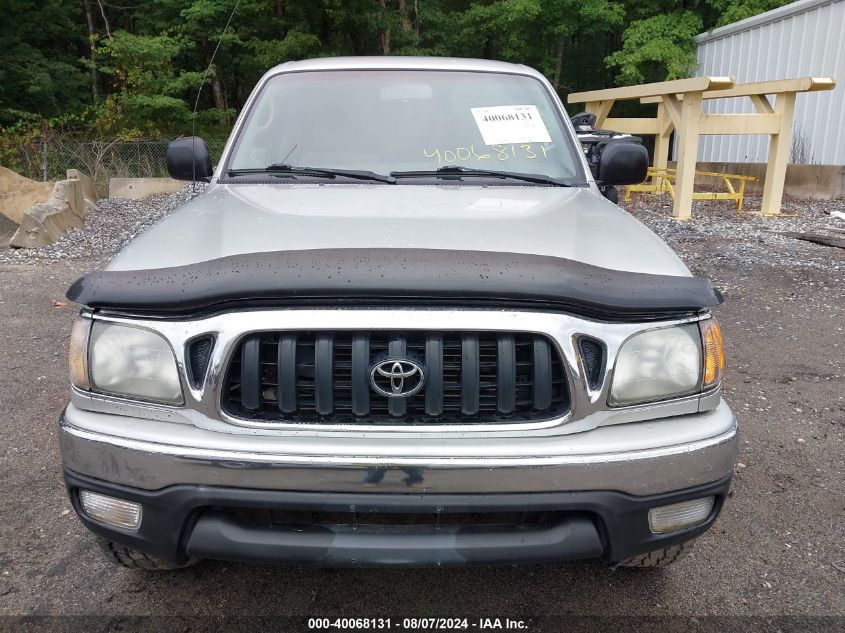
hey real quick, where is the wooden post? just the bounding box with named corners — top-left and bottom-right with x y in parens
top-left (568, 76), bottom-right (833, 220)
top-left (670, 92), bottom-right (702, 220)
top-left (653, 102), bottom-right (672, 171)
top-left (585, 100), bottom-right (614, 127)
top-left (760, 92), bottom-right (796, 216)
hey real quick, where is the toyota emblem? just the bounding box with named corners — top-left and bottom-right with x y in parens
top-left (369, 359), bottom-right (426, 398)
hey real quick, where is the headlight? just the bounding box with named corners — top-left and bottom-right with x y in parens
top-left (87, 321), bottom-right (183, 404)
top-left (609, 324), bottom-right (701, 406)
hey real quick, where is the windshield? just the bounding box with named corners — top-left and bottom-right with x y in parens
top-left (225, 70), bottom-right (586, 183)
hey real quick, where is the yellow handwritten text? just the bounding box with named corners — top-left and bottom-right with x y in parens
top-left (423, 143), bottom-right (550, 166)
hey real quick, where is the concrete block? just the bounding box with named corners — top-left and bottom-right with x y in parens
top-left (671, 161), bottom-right (845, 200)
top-left (67, 168), bottom-right (100, 212)
top-left (0, 210), bottom-right (16, 249)
top-left (782, 164), bottom-right (845, 201)
top-left (10, 179), bottom-right (85, 248)
top-left (109, 177), bottom-right (187, 200)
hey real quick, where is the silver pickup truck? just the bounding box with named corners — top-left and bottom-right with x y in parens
top-left (60, 57), bottom-right (737, 570)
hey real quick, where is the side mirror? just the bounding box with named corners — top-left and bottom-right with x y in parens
top-left (166, 136), bottom-right (213, 181)
top-left (570, 111), bottom-right (597, 130)
top-left (596, 141), bottom-right (649, 186)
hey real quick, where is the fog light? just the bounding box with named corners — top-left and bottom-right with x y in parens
top-left (648, 496), bottom-right (714, 534)
top-left (79, 490), bottom-right (142, 530)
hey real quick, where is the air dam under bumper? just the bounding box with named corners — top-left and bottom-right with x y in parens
top-left (65, 470), bottom-right (731, 566)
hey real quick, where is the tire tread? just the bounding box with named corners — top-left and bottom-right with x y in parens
top-left (618, 542), bottom-right (691, 568)
top-left (98, 539), bottom-right (198, 571)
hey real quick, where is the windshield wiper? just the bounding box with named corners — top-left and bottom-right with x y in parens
top-left (391, 165), bottom-right (577, 186)
top-left (227, 163), bottom-right (396, 184)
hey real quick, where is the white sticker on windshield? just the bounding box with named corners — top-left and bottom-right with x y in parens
top-left (471, 105), bottom-right (552, 145)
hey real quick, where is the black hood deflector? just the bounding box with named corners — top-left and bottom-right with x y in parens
top-left (67, 248), bottom-right (722, 318)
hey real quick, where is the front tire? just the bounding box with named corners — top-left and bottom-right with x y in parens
top-left (617, 541), bottom-right (692, 568)
top-left (98, 539), bottom-right (199, 570)
top-left (601, 186), bottom-right (619, 204)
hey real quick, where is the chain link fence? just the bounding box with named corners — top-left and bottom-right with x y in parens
top-left (8, 138), bottom-right (228, 197)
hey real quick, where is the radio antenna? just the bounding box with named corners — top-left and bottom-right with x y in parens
top-left (190, 0), bottom-right (241, 193)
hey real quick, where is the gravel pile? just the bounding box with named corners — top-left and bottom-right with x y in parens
top-left (0, 184), bottom-right (206, 266)
top-left (1, 183), bottom-right (843, 272)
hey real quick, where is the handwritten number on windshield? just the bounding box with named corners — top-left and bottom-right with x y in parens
top-left (423, 144), bottom-right (550, 166)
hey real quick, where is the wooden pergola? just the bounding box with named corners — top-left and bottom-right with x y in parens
top-left (568, 76), bottom-right (836, 219)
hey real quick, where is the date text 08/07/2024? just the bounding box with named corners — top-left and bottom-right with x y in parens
top-left (307, 618), bottom-right (529, 630)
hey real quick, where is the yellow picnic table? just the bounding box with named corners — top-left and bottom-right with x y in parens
top-left (625, 167), bottom-right (758, 211)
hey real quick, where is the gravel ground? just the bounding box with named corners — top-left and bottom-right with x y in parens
top-left (0, 185), bottom-right (205, 266)
top-left (622, 194), bottom-right (845, 273)
top-left (0, 189), bottom-right (843, 626)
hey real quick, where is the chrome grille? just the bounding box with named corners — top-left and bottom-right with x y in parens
top-left (221, 331), bottom-right (569, 424)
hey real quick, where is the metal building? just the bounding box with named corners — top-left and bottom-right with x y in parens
top-left (694, 0), bottom-right (844, 165)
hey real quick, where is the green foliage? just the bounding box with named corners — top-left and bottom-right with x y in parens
top-left (0, 0), bottom-right (88, 126)
top-left (0, 0), bottom-right (791, 141)
top-left (0, 121), bottom-right (46, 176)
top-left (95, 31), bottom-right (198, 135)
top-left (244, 31), bottom-right (323, 69)
top-left (454, 0), bottom-right (544, 61)
top-left (606, 10), bottom-right (703, 85)
top-left (708, 0), bottom-right (793, 27)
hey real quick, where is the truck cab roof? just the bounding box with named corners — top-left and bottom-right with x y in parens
top-left (267, 56), bottom-right (541, 77)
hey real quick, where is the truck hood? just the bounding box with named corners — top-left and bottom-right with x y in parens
top-left (108, 184), bottom-right (690, 276)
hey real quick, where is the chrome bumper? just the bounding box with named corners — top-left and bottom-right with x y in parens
top-left (60, 400), bottom-right (738, 497)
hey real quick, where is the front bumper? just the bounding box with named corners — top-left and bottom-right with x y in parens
top-left (59, 401), bottom-right (738, 496)
top-left (60, 402), bottom-right (738, 566)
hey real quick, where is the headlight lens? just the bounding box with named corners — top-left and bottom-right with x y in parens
top-left (89, 322), bottom-right (183, 404)
top-left (609, 324), bottom-right (701, 406)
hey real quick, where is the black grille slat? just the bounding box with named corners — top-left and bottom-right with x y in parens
top-left (222, 330), bottom-right (569, 424)
top-left (532, 337), bottom-right (552, 411)
top-left (497, 334), bottom-right (516, 415)
top-left (388, 336), bottom-right (407, 418)
top-left (277, 334), bottom-right (297, 413)
top-left (461, 334), bottom-right (480, 416)
top-left (240, 336), bottom-right (261, 411)
top-left (315, 333), bottom-right (334, 415)
top-left (351, 334), bottom-right (370, 416)
top-left (425, 334), bottom-right (443, 416)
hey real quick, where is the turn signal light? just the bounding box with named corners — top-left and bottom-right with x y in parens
top-left (701, 319), bottom-right (725, 388)
top-left (69, 316), bottom-right (92, 391)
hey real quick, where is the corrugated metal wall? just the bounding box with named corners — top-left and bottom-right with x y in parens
top-left (694, 0), bottom-right (845, 165)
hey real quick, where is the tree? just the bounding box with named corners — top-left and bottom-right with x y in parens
top-left (95, 31), bottom-right (201, 135)
top-left (0, 0), bottom-right (88, 126)
top-left (606, 10), bottom-right (703, 85)
top-left (708, 0), bottom-right (791, 27)
top-left (606, 0), bottom-right (792, 86)
top-left (0, 0), bottom-right (795, 138)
